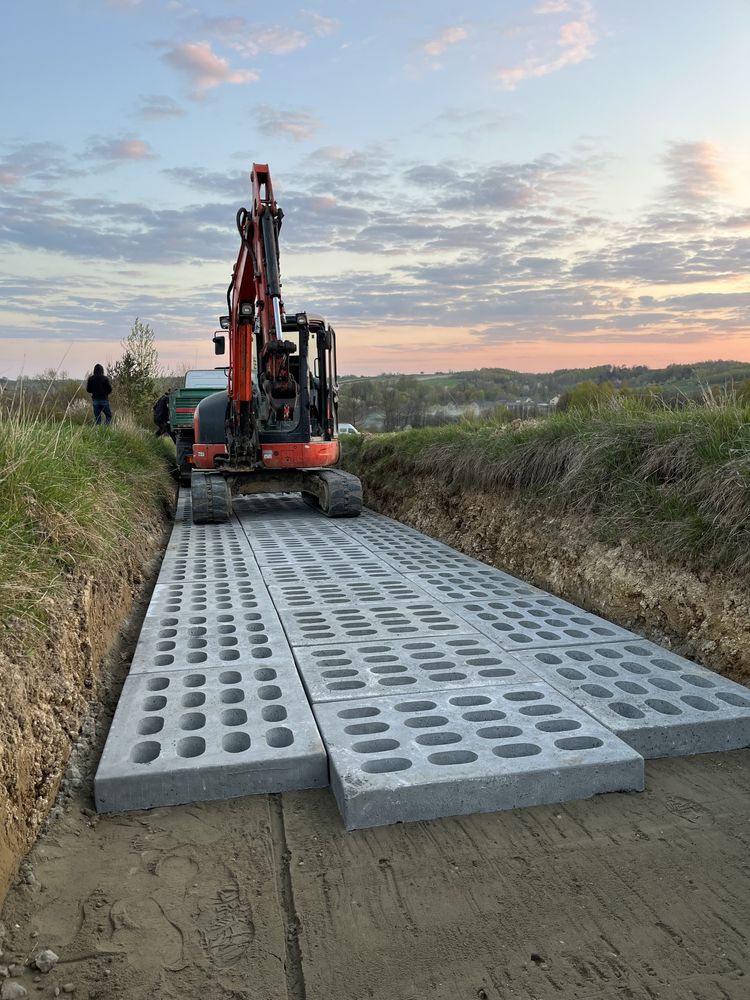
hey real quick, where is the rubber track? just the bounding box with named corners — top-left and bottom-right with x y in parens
top-left (191, 472), bottom-right (232, 524)
top-left (310, 469), bottom-right (363, 518)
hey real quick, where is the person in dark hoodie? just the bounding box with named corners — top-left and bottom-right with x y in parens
top-left (86, 363), bottom-right (113, 425)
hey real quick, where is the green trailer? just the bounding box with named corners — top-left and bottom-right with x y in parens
top-left (169, 370), bottom-right (227, 480)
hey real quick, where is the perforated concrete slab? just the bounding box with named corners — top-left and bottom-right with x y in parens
top-left (313, 683), bottom-right (644, 829)
top-left (268, 576), bottom-right (433, 610)
top-left (453, 596), bottom-right (636, 650)
top-left (146, 578), bottom-right (275, 619)
top-left (343, 531), bottom-right (487, 576)
top-left (404, 567), bottom-right (546, 602)
top-left (95, 664), bottom-right (328, 812)
top-left (515, 640), bottom-right (750, 757)
top-left (281, 601), bottom-right (475, 647)
top-left (131, 608), bottom-right (292, 675)
top-left (293, 635), bottom-right (537, 702)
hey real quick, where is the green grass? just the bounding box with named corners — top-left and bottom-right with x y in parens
top-left (0, 408), bottom-right (175, 641)
top-left (342, 398), bottom-right (750, 577)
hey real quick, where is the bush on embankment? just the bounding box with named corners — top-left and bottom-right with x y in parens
top-left (0, 407), bottom-right (175, 645)
top-left (341, 398), bottom-right (750, 578)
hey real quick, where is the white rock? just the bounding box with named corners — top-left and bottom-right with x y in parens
top-left (1, 981), bottom-right (28, 1000)
top-left (32, 951), bottom-right (58, 975)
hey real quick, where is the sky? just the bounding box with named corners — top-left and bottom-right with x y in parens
top-left (1, 0), bottom-right (750, 378)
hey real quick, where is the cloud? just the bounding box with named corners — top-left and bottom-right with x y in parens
top-left (423, 26), bottom-right (468, 57)
top-left (135, 94), bottom-right (185, 121)
top-left (496, 3), bottom-right (595, 89)
top-left (162, 41), bottom-right (259, 100)
top-left (255, 104), bottom-right (321, 142)
top-left (307, 12), bottom-right (340, 37)
top-left (0, 142), bottom-right (83, 186)
top-left (535, 1), bottom-right (571, 13)
top-left (86, 136), bottom-right (156, 163)
top-left (662, 141), bottom-right (726, 204)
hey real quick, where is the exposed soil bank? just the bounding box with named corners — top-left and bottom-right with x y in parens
top-left (0, 505), bottom-right (171, 903)
top-left (355, 474), bottom-right (750, 685)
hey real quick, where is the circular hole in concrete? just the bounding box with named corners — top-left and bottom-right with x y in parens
top-left (493, 743), bottom-right (542, 759)
top-left (361, 758), bottom-right (412, 774)
top-left (680, 695), bottom-right (718, 712)
top-left (479, 668), bottom-right (515, 678)
top-left (519, 704), bottom-right (562, 716)
top-left (394, 700), bottom-right (437, 713)
top-left (609, 702), bottom-right (644, 719)
top-left (652, 658), bottom-right (681, 672)
top-left (477, 726), bottom-right (523, 739)
top-left (181, 692), bottom-right (205, 708)
top-left (352, 738), bottom-right (400, 754)
top-left (220, 671), bottom-right (242, 684)
top-left (503, 690), bottom-right (544, 701)
top-left (222, 709), bottom-right (248, 726)
top-left (142, 696), bottom-right (167, 711)
top-left (415, 732), bottom-right (462, 746)
top-left (146, 677), bottom-right (169, 691)
top-left (156, 641), bottom-right (176, 652)
top-left (555, 736), bottom-right (604, 750)
top-left (220, 650), bottom-right (241, 661)
top-left (137, 717), bottom-right (164, 735)
top-left (218, 625), bottom-right (236, 635)
top-left (262, 705), bottom-right (288, 723)
top-left (330, 681), bottom-right (367, 691)
top-left (645, 698), bottom-right (682, 715)
top-left (344, 722), bottom-right (389, 736)
top-left (536, 718), bottom-right (582, 733)
top-left (221, 688), bottom-right (244, 704)
top-left (266, 727), bottom-right (294, 748)
top-left (682, 674), bottom-right (715, 689)
top-left (131, 741), bottom-right (161, 764)
top-left (648, 677), bottom-right (680, 692)
top-left (566, 650), bottom-right (594, 662)
top-left (187, 652), bottom-right (208, 663)
top-left (535, 653), bottom-right (562, 665)
top-left (449, 695), bottom-right (491, 707)
top-left (717, 691), bottom-right (750, 707)
top-left (428, 750), bottom-right (478, 766)
top-left (463, 710), bottom-right (506, 722)
top-left (616, 681), bottom-right (647, 695)
top-left (258, 685), bottom-right (282, 701)
top-left (223, 732), bottom-right (251, 753)
top-left (337, 706), bottom-right (380, 719)
top-left (157, 629), bottom-right (177, 640)
top-left (581, 684), bottom-right (613, 699)
top-left (180, 712), bottom-right (206, 731)
top-left (254, 668), bottom-right (277, 681)
top-left (404, 715), bottom-right (449, 729)
top-left (621, 662), bottom-right (649, 675)
top-left (322, 668), bottom-right (358, 678)
top-left (177, 737), bottom-right (205, 758)
top-left (219, 637), bottom-right (239, 648)
top-left (182, 673), bottom-right (206, 687)
top-left (380, 677), bottom-right (416, 686)
top-left (590, 665), bottom-right (617, 678)
top-left (154, 655), bottom-right (174, 667)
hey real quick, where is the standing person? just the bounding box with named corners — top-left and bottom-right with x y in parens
top-left (86, 363), bottom-right (113, 426)
top-left (153, 389), bottom-right (172, 438)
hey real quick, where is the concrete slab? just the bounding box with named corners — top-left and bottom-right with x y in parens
top-left (281, 601), bottom-right (475, 647)
top-left (313, 683), bottom-right (644, 829)
top-left (95, 664), bottom-right (328, 812)
top-left (515, 640), bottom-right (750, 757)
top-left (268, 576), bottom-right (433, 610)
top-left (404, 567), bottom-right (546, 602)
top-left (293, 635), bottom-right (537, 702)
top-left (452, 596), bottom-right (636, 649)
top-left (146, 578), bottom-right (275, 619)
top-left (133, 605), bottom-right (291, 674)
top-left (156, 550), bottom-right (261, 584)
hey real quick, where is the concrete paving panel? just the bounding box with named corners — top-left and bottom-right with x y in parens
top-left (452, 596), bottom-right (636, 650)
top-left (95, 665), bottom-right (328, 812)
top-left (268, 576), bottom-right (434, 610)
top-left (293, 635), bottom-right (537, 702)
top-left (281, 601), bottom-right (475, 647)
top-left (146, 578), bottom-right (275, 619)
top-left (313, 683), bottom-right (644, 829)
top-left (404, 567), bottom-right (546, 602)
top-left (131, 608), bottom-right (294, 674)
top-left (514, 640), bottom-right (750, 757)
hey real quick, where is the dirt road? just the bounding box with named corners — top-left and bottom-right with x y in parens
top-left (1, 581), bottom-right (748, 1000)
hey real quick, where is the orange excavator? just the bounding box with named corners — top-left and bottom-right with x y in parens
top-left (190, 163), bottom-right (362, 524)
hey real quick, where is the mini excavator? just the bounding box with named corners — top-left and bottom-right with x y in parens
top-left (190, 163), bottom-right (363, 524)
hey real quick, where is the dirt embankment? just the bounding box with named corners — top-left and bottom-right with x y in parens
top-left (0, 507), bottom-right (170, 902)
top-left (359, 474), bottom-right (750, 685)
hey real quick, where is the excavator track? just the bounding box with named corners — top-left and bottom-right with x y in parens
top-left (191, 472), bottom-right (233, 524)
top-left (302, 469), bottom-right (362, 518)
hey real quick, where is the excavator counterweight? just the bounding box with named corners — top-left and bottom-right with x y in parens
top-left (190, 163), bottom-right (362, 524)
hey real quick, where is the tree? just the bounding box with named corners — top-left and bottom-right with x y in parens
top-left (109, 318), bottom-right (160, 423)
